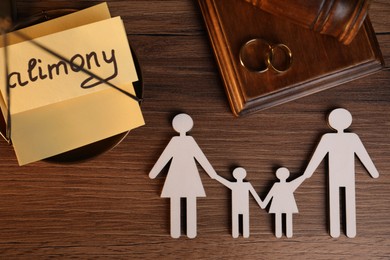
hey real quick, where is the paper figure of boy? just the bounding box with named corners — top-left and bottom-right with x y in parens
top-left (303, 108), bottom-right (379, 238)
top-left (215, 167), bottom-right (263, 238)
top-left (262, 167), bottom-right (305, 238)
top-left (149, 113), bottom-right (217, 239)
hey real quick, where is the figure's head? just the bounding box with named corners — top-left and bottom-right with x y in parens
top-left (328, 108), bottom-right (352, 132)
top-left (276, 167), bottom-right (290, 181)
top-left (172, 113), bottom-right (193, 134)
top-left (233, 167), bottom-right (247, 181)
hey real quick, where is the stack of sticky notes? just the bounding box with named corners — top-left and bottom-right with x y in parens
top-left (0, 3), bottom-right (145, 165)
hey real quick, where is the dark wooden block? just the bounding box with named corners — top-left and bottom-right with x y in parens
top-left (198, 0), bottom-right (384, 116)
top-left (0, 0), bottom-right (16, 20)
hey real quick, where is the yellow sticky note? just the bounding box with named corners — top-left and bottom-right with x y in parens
top-left (5, 16), bottom-right (138, 114)
top-left (0, 2), bottom-right (111, 48)
top-left (0, 2), bottom-right (112, 128)
top-left (0, 16), bottom-right (144, 165)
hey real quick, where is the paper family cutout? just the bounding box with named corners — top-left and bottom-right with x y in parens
top-left (149, 109), bottom-right (379, 239)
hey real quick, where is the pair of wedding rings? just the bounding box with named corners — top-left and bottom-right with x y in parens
top-left (239, 38), bottom-right (292, 73)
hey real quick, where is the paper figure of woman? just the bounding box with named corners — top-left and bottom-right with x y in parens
top-left (149, 113), bottom-right (217, 239)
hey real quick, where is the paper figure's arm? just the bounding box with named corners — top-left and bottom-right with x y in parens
top-left (214, 175), bottom-right (232, 188)
top-left (149, 138), bottom-right (174, 179)
top-left (249, 185), bottom-right (264, 209)
top-left (214, 175), bottom-right (233, 189)
top-left (303, 135), bottom-right (330, 178)
top-left (354, 134), bottom-right (379, 178)
top-left (191, 137), bottom-right (218, 179)
top-left (262, 186), bottom-right (275, 209)
top-left (289, 175), bottom-right (306, 192)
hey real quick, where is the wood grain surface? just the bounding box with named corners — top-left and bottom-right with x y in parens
top-left (0, 0), bottom-right (389, 258)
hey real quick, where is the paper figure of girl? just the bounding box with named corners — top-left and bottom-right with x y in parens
top-left (149, 113), bottom-right (217, 239)
top-left (262, 167), bottom-right (305, 238)
top-left (215, 167), bottom-right (263, 238)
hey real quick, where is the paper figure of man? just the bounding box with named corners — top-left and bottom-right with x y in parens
top-left (303, 108), bottom-right (379, 238)
top-left (149, 113), bottom-right (217, 239)
top-left (215, 167), bottom-right (263, 238)
top-left (262, 167), bottom-right (305, 238)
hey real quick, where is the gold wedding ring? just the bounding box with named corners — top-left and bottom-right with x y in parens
top-left (239, 38), bottom-right (271, 73)
top-left (239, 39), bottom-right (292, 74)
top-left (266, 43), bottom-right (293, 73)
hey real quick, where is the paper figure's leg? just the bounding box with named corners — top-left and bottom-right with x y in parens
top-left (275, 213), bottom-right (282, 238)
top-left (243, 213), bottom-right (250, 238)
top-left (345, 185), bottom-right (356, 238)
top-left (187, 197), bottom-right (197, 239)
top-left (286, 213), bottom-right (293, 238)
top-left (232, 213), bottom-right (239, 238)
top-left (329, 186), bottom-right (340, 238)
top-left (170, 197), bottom-right (181, 238)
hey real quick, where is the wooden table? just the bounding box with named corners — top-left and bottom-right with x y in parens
top-left (1, 0), bottom-right (389, 258)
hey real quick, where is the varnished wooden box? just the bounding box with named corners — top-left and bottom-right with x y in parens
top-left (198, 0), bottom-right (384, 116)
